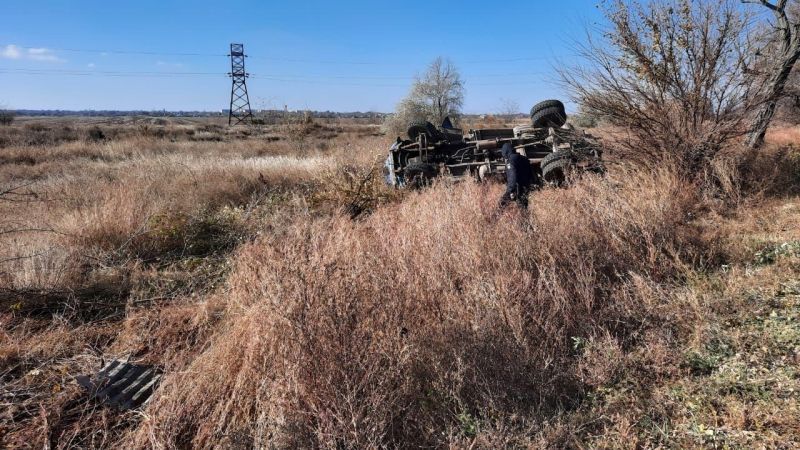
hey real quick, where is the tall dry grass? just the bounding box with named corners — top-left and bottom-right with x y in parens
top-left (3, 117), bottom-right (797, 447)
top-left (0, 120), bottom-right (391, 446)
top-left (0, 120), bottom-right (383, 303)
top-left (127, 165), bottom-right (706, 448)
top-left (1, 155), bottom-right (324, 297)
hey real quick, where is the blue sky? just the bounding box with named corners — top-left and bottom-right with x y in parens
top-left (0, 0), bottom-right (603, 112)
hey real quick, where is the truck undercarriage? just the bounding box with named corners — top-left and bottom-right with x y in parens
top-left (385, 100), bottom-right (604, 188)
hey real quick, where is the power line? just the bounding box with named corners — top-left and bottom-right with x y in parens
top-left (3, 68), bottom-right (408, 86)
top-left (10, 45), bottom-right (225, 57)
top-left (5, 44), bottom-right (572, 66)
top-left (249, 75), bottom-right (407, 87)
top-left (247, 54), bottom-right (569, 65)
top-left (0, 69), bottom-right (223, 78)
top-left (468, 80), bottom-right (557, 86)
top-left (252, 71), bottom-right (551, 80)
top-left (0, 68), bottom-right (223, 75)
top-left (2, 67), bottom-right (551, 81)
top-left (250, 76), bottom-right (550, 88)
top-left (0, 68), bottom-right (552, 87)
top-left (462, 55), bottom-right (568, 63)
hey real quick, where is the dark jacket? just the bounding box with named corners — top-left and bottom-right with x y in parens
top-left (501, 143), bottom-right (534, 193)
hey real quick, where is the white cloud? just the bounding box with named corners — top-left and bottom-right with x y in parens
top-left (156, 60), bottom-right (183, 68)
top-left (26, 47), bottom-right (64, 62)
top-left (1, 44), bottom-right (22, 59)
top-left (0, 44), bottom-right (65, 62)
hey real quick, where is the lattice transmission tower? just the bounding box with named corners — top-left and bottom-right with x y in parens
top-left (227, 43), bottom-right (253, 126)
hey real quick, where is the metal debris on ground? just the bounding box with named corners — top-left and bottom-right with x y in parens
top-left (76, 359), bottom-right (162, 410)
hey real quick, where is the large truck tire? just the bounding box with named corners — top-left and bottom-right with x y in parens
top-left (530, 100), bottom-right (567, 128)
top-left (541, 150), bottom-right (574, 184)
top-left (404, 162), bottom-right (437, 188)
top-left (407, 121), bottom-right (441, 141)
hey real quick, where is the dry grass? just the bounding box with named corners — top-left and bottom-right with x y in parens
top-left (765, 123), bottom-right (800, 148)
top-left (0, 119), bottom-right (389, 446)
top-left (123, 166), bottom-right (707, 448)
top-left (0, 119), bottom-right (384, 294)
top-left (1, 118), bottom-right (799, 448)
top-left (558, 198), bottom-right (800, 449)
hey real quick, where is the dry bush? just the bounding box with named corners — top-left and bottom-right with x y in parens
top-left (127, 165), bottom-right (706, 448)
top-left (312, 158), bottom-right (403, 218)
top-left (698, 141), bottom-right (800, 207)
top-left (562, 0), bottom-right (756, 175)
top-left (0, 123), bottom-right (81, 148)
top-left (0, 109), bottom-right (15, 126)
top-left (381, 98), bottom-right (429, 137)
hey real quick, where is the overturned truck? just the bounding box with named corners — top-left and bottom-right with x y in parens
top-left (385, 100), bottom-right (604, 188)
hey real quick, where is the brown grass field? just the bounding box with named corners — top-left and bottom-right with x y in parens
top-left (1, 116), bottom-right (799, 448)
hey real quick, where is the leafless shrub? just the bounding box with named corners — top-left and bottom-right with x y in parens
top-left (313, 159), bottom-right (402, 219)
top-left (561, 0), bottom-right (757, 175)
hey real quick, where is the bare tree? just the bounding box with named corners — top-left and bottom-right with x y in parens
top-left (412, 57), bottom-right (464, 125)
top-left (561, 0), bottom-right (756, 175)
top-left (497, 98), bottom-right (521, 122)
top-left (383, 57), bottom-right (465, 135)
top-left (743, 0), bottom-right (800, 148)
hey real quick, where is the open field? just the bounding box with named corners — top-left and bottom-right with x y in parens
top-left (1, 117), bottom-right (799, 448)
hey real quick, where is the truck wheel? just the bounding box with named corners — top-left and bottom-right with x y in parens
top-left (407, 121), bottom-right (441, 141)
top-left (541, 150), bottom-right (574, 184)
top-left (530, 100), bottom-right (567, 128)
top-left (404, 162), bottom-right (437, 188)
